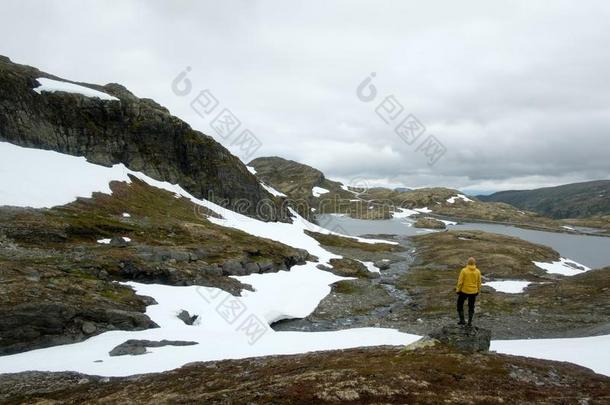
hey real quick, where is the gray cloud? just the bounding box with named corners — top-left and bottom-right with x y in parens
top-left (1, 0), bottom-right (609, 193)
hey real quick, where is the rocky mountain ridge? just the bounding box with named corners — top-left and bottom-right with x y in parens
top-left (0, 55), bottom-right (283, 220)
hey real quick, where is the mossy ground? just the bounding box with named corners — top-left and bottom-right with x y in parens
top-left (394, 230), bottom-right (610, 336)
top-left (2, 346), bottom-right (608, 404)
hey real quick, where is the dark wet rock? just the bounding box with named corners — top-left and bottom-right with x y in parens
top-left (244, 262), bottom-right (260, 274)
top-left (0, 302), bottom-right (158, 355)
top-left (81, 321), bottom-right (97, 335)
top-left (109, 339), bottom-right (198, 356)
top-left (177, 310), bottom-right (198, 325)
top-left (135, 246), bottom-right (190, 263)
top-left (115, 260), bottom-right (247, 295)
top-left (429, 324), bottom-right (491, 352)
top-left (109, 236), bottom-right (129, 247)
top-left (258, 260), bottom-right (274, 272)
top-left (222, 260), bottom-right (245, 276)
top-left (202, 263), bottom-right (223, 277)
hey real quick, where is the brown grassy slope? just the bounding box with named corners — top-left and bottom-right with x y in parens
top-left (2, 177), bottom-right (309, 270)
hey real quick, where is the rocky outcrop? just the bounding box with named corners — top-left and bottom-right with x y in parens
top-left (429, 324), bottom-right (491, 352)
top-left (177, 310), bottom-right (198, 325)
top-left (0, 56), bottom-right (283, 220)
top-left (0, 298), bottom-right (157, 356)
top-left (248, 156), bottom-right (354, 220)
top-left (414, 217), bottom-right (447, 229)
top-left (109, 339), bottom-right (198, 356)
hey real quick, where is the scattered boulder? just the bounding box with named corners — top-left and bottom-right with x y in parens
top-left (222, 260), bottom-right (245, 276)
top-left (258, 260), bottom-right (274, 273)
top-left (177, 310), bottom-right (198, 325)
top-left (244, 262), bottom-right (260, 274)
top-left (414, 217), bottom-right (447, 229)
top-left (109, 237), bottom-right (129, 247)
top-left (400, 336), bottom-right (439, 353)
top-left (81, 321), bottom-right (97, 335)
top-left (109, 339), bottom-right (198, 356)
top-left (201, 263), bottom-right (223, 277)
top-left (0, 232), bottom-right (18, 249)
top-left (373, 260), bottom-right (391, 270)
top-left (429, 324), bottom-right (491, 352)
top-left (324, 258), bottom-right (378, 279)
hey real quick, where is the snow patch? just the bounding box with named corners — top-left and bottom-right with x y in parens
top-left (358, 261), bottom-right (380, 274)
top-left (492, 335), bottom-right (610, 376)
top-left (33, 77), bottom-right (118, 101)
top-left (413, 207), bottom-right (432, 213)
top-left (484, 280), bottom-right (532, 293)
top-left (392, 208), bottom-right (418, 218)
top-left (312, 186), bottom-right (329, 197)
top-left (340, 184), bottom-right (358, 194)
top-left (438, 219), bottom-right (457, 226)
top-left (97, 237), bottom-right (130, 244)
top-left (246, 166), bottom-right (257, 175)
top-left (233, 265), bottom-right (348, 323)
top-left (446, 194), bottom-right (473, 204)
top-left (122, 212), bottom-right (131, 218)
top-left (533, 258), bottom-right (591, 276)
top-left (0, 142), bottom-right (130, 208)
top-left (261, 182), bottom-right (286, 197)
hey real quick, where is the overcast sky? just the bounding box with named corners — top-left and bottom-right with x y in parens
top-left (2, 1), bottom-right (609, 193)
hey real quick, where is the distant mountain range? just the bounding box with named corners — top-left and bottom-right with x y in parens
top-left (478, 180), bottom-right (610, 219)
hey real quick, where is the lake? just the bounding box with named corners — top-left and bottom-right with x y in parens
top-left (317, 214), bottom-right (610, 269)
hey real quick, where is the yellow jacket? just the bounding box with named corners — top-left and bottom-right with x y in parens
top-left (456, 265), bottom-right (481, 294)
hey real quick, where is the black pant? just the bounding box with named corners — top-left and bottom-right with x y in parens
top-left (457, 292), bottom-right (477, 315)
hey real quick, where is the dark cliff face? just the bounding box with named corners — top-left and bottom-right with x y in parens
top-left (0, 55), bottom-right (283, 220)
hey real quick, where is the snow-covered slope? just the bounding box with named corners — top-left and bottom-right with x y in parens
top-left (0, 142), bottom-right (417, 376)
top-left (1, 141), bottom-right (608, 378)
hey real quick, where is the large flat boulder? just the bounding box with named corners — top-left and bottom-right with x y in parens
top-left (429, 324), bottom-right (491, 352)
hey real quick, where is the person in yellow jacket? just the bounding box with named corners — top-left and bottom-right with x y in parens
top-left (455, 257), bottom-right (482, 326)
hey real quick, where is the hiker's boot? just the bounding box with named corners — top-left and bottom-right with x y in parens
top-left (457, 309), bottom-right (465, 325)
top-left (467, 310), bottom-right (474, 327)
